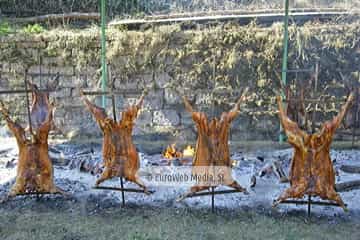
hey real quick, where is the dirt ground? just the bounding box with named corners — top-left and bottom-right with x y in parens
top-left (1, 138), bottom-right (360, 240)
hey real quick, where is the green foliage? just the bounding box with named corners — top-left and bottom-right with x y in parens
top-left (0, 22), bottom-right (13, 36)
top-left (22, 24), bottom-right (44, 34)
top-left (1, 0), bottom-right (356, 19)
top-left (0, 0), bottom-right (154, 18)
top-left (0, 21), bottom-right (359, 115)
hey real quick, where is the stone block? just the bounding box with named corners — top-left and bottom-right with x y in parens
top-left (143, 89), bottom-right (164, 110)
top-left (140, 73), bottom-right (154, 84)
top-left (164, 88), bottom-right (181, 105)
top-left (195, 92), bottom-right (213, 105)
top-left (180, 112), bottom-right (194, 127)
top-left (28, 65), bottom-right (41, 74)
top-left (10, 63), bottom-right (25, 73)
top-left (136, 109), bottom-right (153, 126)
top-left (155, 72), bottom-right (172, 88)
top-left (153, 109), bottom-right (180, 127)
top-left (176, 127), bottom-right (196, 142)
top-left (0, 75), bottom-right (10, 89)
top-left (0, 62), bottom-right (10, 72)
top-left (43, 57), bottom-right (60, 66)
top-left (52, 87), bottom-right (73, 99)
top-left (51, 66), bottom-right (74, 76)
top-left (114, 77), bottom-right (139, 90)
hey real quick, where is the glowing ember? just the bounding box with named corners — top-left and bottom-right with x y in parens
top-left (163, 143), bottom-right (182, 159)
top-left (231, 159), bottom-right (238, 167)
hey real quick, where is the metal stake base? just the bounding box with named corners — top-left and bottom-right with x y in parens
top-left (183, 188), bottom-right (246, 213)
top-left (93, 178), bottom-right (154, 207)
top-left (278, 195), bottom-right (346, 218)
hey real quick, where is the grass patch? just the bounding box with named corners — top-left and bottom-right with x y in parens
top-left (0, 204), bottom-right (359, 240)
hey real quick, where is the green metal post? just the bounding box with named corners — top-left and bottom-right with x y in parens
top-left (101, 0), bottom-right (108, 107)
top-left (279, 0), bottom-right (289, 143)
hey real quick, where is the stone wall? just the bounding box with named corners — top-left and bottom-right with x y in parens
top-left (0, 22), bottom-right (359, 142)
top-left (0, 61), bottom-right (274, 142)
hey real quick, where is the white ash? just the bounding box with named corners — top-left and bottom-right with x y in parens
top-left (0, 137), bottom-right (359, 220)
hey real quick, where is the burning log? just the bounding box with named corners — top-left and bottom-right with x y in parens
top-left (0, 82), bottom-right (65, 198)
top-left (163, 143), bottom-right (182, 160)
top-left (335, 180), bottom-right (360, 192)
top-left (162, 143), bottom-right (194, 166)
top-left (78, 157), bottom-right (103, 175)
top-left (273, 93), bottom-right (354, 211)
top-left (81, 91), bottom-right (151, 194)
top-left (48, 147), bottom-right (70, 166)
top-left (67, 151), bottom-right (103, 175)
top-left (340, 165), bottom-right (360, 174)
top-left (0, 148), bottom-right (12, 155)
top-left (259, 160), bottom-right (288, 183)
top-left (250, 175), bottom-right (256, 188)
top-left (177, 90), bottom-right (249, 201)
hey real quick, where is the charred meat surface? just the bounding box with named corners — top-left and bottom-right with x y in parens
top-left (273, 94), bottom-right (354, 211)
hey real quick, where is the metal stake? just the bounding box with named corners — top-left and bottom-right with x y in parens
top-left (352, 73), bottom-right (359, 148)
top-left (211, 187), bottom-right (215, 213)
top-left (83, 89), bottom-right (150, 205)
top-left (100, 0), bottom-right (107, 107)
top-left (181, 188), bottom-right (246, 212)
top-left (39, 49), bottom-right (42, 88)
top-left (111, 95), bottom-right (117, 121)
top-left (120, 177), bottom-right (125, 207)
top-left (279, 0), bottom-right (290, 143)
top-left (111, 94), bottom-right (126, 207)
top-left (278, 197), bottom-right (345, 217)
top-left (308, 195), bottom-right (311, 218)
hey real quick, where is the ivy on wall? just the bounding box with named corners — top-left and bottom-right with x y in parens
top-left (0, 21), bottom-right (359, 115)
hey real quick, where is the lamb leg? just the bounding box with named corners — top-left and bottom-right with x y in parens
top-left (273, 184), bottom-right (307, 207)
top-left (95, 168), bottom-right (113, 186)
top-left (325, 188), bottom-right (347, 211)
top-left (176, 185), bottom-right (210, 202)
top-left (227, 181), bottom-right (249, 194)
top-left (131, 176), bottom-right (153, 195)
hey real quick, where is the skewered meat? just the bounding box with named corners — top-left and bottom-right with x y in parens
top-left (81, 92), bottom-right (150, 193)
top-left (0, 83), bottom-right (64, 197)
top-left (273, 94), bottom-right (354, 211)
top-left (177, 92), bottom-right (249, 201)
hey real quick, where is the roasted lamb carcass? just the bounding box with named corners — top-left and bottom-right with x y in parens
top-left (81, 92), bottom-right (150, 194)
top-left (177, 93), bottom-right (249, 201)
top-left (273, 94), bottom-right (354, 211)
top-left (0, 83), bottom-right (64, 198)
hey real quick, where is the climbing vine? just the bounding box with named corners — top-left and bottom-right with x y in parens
top-left (0, 21), bottom-right (359, 116)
